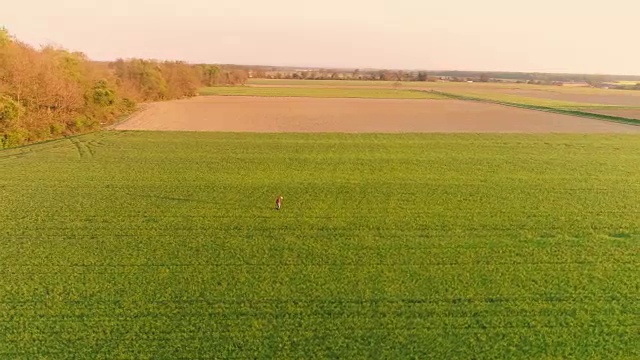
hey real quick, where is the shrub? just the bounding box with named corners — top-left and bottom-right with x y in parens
top-left (1, 128), bottom-right (29, 148)
top-left (121, 98), bottom-right (136, 111)
top-left (50, 122), bottom-right (66, 136)
top-left (69, 115), bottom-right (97, 131)
top-left (87, 80), bottom-right (116, 107)
top-left (0, 95), bottom-right (24, 123)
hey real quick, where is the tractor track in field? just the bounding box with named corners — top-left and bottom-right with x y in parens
top-left (68, 137), bottom-right (94, 159)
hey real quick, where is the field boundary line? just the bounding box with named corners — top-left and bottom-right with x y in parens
top-left (431, 91), bottom-right (640, 127)
top-left (0, 131), bottom-right (104, 154)
top-left (105, 103), bottom-right (148, 130)
top-left (0, 106), bottom-right (141, 152)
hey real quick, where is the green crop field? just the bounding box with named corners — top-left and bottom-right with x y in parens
top-left (247, 78), bottom-right (640, 97)
top-left (246, 79), bottom-right (410, 87)
top-left (199, 86), bottom-right (446, 99)
top-left (612, 81), bottom-right (640, 86)
top-left (1, 131), bottom-right (639, 358)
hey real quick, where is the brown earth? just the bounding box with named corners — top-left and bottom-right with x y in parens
top-left (485, 88), bottom-right (640, 106)
top-left (586, 108), bottom-right (640, 120)
top-left (115, 96), bottom-right (640, 133)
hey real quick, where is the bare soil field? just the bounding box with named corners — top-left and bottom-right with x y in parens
top-left (115, 96), bottom-right (640, 133)
top-left (587, 108), bottom-right (640, 120)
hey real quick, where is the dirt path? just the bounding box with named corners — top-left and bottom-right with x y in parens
top-left (115, 96), bottom-right (640, 133)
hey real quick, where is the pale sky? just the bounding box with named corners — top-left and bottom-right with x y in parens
top-left (1, 0), bottom-right (639, 75)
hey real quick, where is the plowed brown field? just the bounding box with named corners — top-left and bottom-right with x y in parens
top-left (115, 96), bottom-right (640, 133)
top-left (587, 108), bottom-right (640, 120)
top-left (482, 88), bottom-right (640, 106)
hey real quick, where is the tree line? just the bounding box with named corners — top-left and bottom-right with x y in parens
top-left (254, 68), bottom-right (640, 85)
top-left (0, 29), bottom-right (248, 148)
top-left (260, 69), bottom-right (433, 82)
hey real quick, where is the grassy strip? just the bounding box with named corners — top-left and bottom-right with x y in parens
top-left (199, 86), bottom-right (446, 99)
top-left (432, 91), bottom-right (640, 126)
top-left (246, 79), bottom-right (413, 87)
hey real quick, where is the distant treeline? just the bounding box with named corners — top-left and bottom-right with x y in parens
top-left (426, 71), bottom-right (640, 83)
top-left (244, 66), bottom-right (640, 86)
top-left (0, 29), bottom-right (248, 148)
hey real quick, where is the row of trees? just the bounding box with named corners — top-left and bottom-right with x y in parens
top-left (0, 29), bottom-right (248, 148)
top-left (257, 68), bottom-right (640, 86)
top-left (262, 69), bottom-right (503, 83)
top-left (264, 69), bottom-right (436, 82)
top-left (199, 65), bottom-right (248, 87)
top-left (1, 29), bottom-right (126, 147)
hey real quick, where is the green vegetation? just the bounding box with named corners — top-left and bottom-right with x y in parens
top-left (248, 69), bottom-right (640, 85)
top-left (199, 86), bottom-right (446, 99)
top-left (612, 81), bottom-right (639, 86)
top-left (246, 78), bottom-right (427, 87)
top-left (248, 78), bottom-right (640, 97)
top-left (606, 81), bottom-right (640, 91)
top-left (1, 131), bottom-right (639, 358)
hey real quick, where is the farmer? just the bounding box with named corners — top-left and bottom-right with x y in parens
top-left (275, 196), bottom-right (283, 210)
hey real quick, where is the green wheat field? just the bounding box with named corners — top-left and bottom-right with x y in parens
top-left (1, 131), bottom-right (639, 358)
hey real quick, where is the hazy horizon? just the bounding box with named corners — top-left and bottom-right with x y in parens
top-left (2, 0), bottom-right (639, 75)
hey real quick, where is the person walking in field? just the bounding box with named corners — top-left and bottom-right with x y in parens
top-left (275, 196), bottom-right (283, 210)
